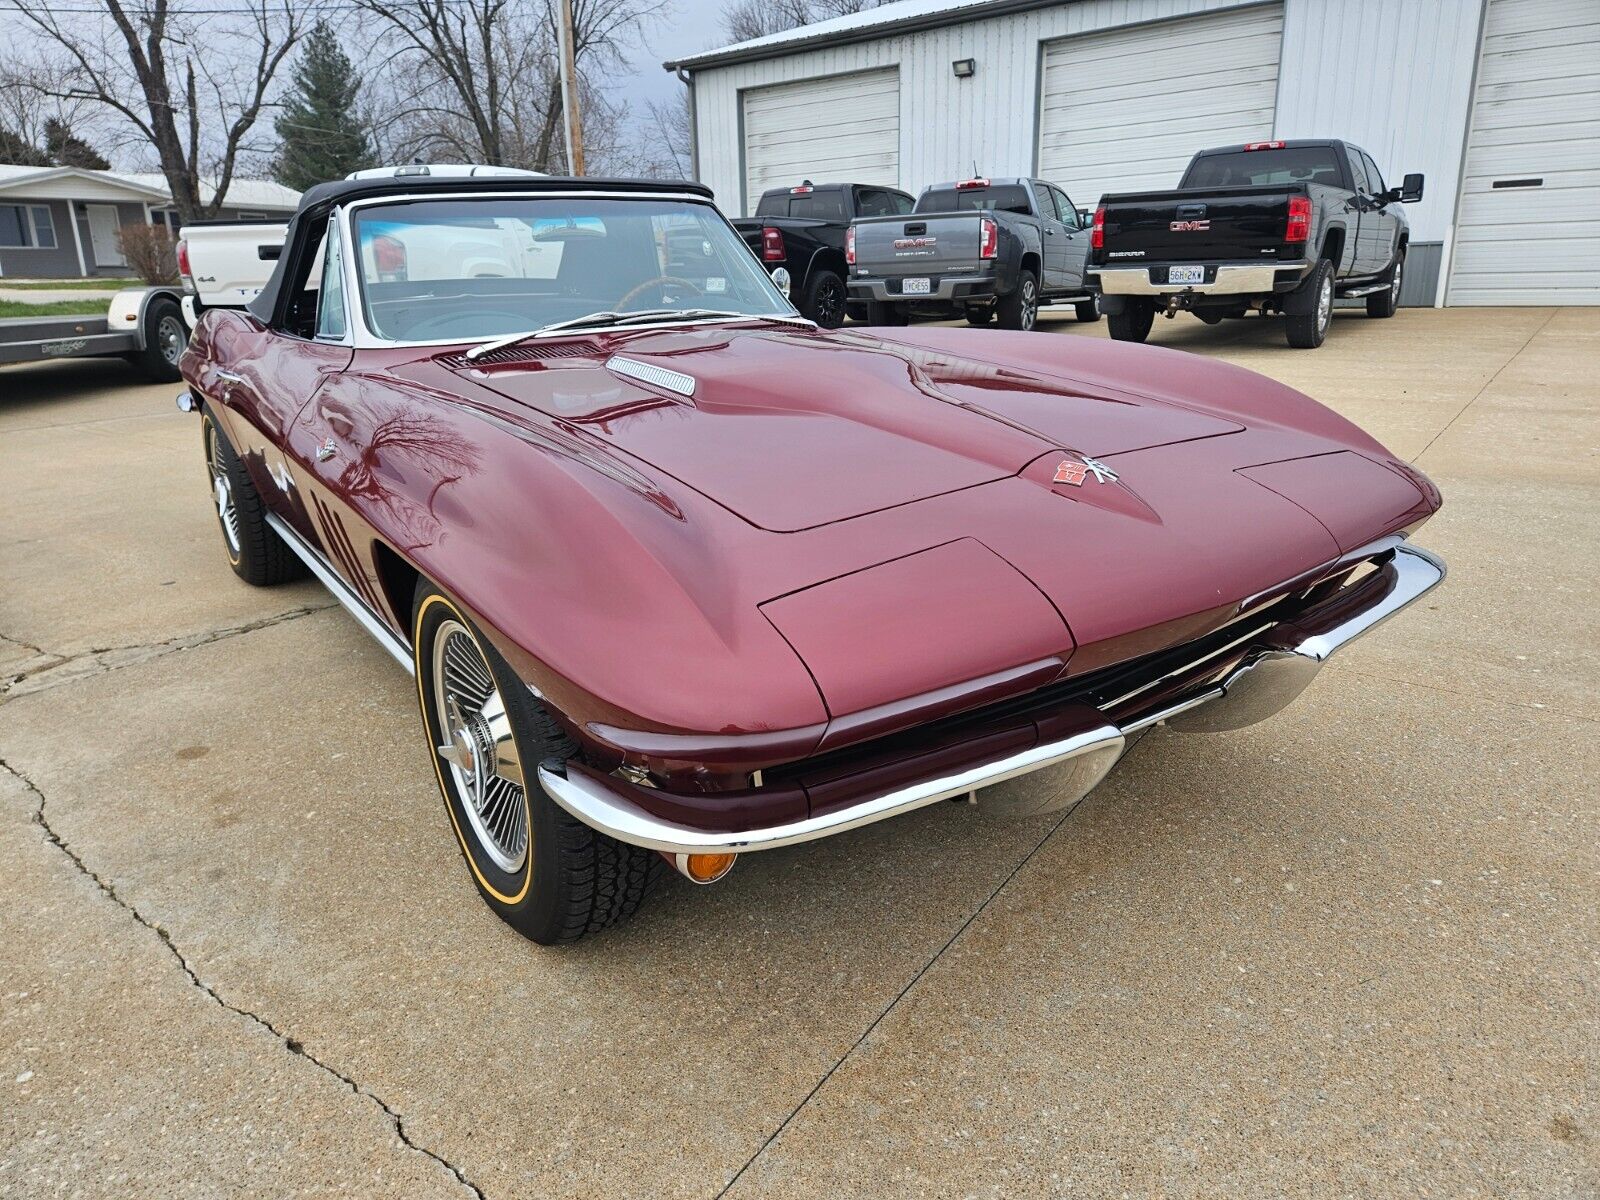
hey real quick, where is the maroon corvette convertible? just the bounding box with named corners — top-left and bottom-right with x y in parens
top-left (178, 173), bottom-right (1444, 944)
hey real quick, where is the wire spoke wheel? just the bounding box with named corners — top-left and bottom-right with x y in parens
top-left (431, 619), bottom-right (528, 873)
top-left (206, 421), bottom-right (241, 555)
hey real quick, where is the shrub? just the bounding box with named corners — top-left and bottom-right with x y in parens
top-left (115, 223), bottom-right (179, 285)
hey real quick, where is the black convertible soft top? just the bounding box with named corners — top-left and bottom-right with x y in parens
top-left (248, 174), bottom-right (713, 324)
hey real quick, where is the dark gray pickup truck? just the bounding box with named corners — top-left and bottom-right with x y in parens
top-left (847, 177), bottom-right (1099, 330)
top-left (1088, 140), bottom-right (1423, 349)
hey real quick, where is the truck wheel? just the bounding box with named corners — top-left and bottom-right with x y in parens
top-left (866, 300), bottom-right (908, 326)
top-left (1286, 260), bottom-right (1334, 349)
top-left (413, 583), bottom-right (664, 945)
top-left (1074, 297), bottom-right (1100, 323)
top-left (1195, 311), bottom-right (1224, 325)
top-left (134, 297), bottom-right (187, 382)
top-left (801, 269), bottom-right (848, 328)
top-left (1107, 302), bottom-right (1154, 343)
top-left (201, 407), bottom-right (305, 586)
top-left (1367, 250), bottom-right (1404, 318)
top-left (846, 301), bottom-right (867, 323)
top-left (996, 271), bottom-right (1039, 331)
top-left (964, 305), bottom-right (993, 326)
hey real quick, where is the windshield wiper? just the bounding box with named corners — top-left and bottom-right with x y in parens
top-left (465, 308), bottom-right (814, 362)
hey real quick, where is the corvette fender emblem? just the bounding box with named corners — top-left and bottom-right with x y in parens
top-left (1053, 456), bottom-right (1119, 486)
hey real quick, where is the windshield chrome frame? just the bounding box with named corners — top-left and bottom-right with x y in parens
top-left (337, 189), bottom-right (808, 349)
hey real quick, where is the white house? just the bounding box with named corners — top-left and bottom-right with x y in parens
top-left (0, 165), bottom-right (299, 279)
top-left (667, 0), bottom-right (1599, 306)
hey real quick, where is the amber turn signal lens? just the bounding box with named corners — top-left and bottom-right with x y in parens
top-left (677, 852), bottom-right (737, 885)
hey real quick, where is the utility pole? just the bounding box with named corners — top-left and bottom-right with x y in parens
top-left (556, 0), bottom-right (584, 175)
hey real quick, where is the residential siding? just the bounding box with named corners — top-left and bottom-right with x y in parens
top-left (0, 199), bottom-right (79, 278)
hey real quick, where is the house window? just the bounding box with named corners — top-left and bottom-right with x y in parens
top-left (0, 204), bottom-right (58, 249)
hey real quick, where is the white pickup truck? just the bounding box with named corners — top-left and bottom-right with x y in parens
top-left (176, 218), bottom-right (289, 325)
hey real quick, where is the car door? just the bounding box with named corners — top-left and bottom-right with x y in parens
top-left (1032, 181), bottom-right (1070, 291)
top-left (1344, 147), bottom-right (1383, 276)
top-left (1049, 185), bottom-right (1090, 292)
top-left (1361, 149), bottom-right (1402, 273)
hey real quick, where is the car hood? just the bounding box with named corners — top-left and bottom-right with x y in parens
top-left (451, 324), bottom-right (1245, 531)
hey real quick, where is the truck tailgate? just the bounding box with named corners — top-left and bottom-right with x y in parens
top-left (852, 213), bottom-right (984, 274)
top-left (1100, 185), bottom-right (1297, 262)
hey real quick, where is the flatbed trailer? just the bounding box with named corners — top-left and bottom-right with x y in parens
top-left (0, 286), bottom-right (189, 381)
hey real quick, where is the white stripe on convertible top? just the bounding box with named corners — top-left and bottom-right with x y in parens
top-left (606, 355), bottom-right (695, 398)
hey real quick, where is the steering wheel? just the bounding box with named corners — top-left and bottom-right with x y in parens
top-left (615, 275), bottom-right (704, 310)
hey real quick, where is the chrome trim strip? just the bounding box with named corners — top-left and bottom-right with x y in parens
top-left (1091, 260), bottom-right (1308, 296)
top-left (539, 724), bottom-right (1126, 856)
top-left (538, 543), bottom-right (1446, 856)
top-left (263, 512), bottom-right (414, 673)
top-left (605, 355), bottom-right (696, 397)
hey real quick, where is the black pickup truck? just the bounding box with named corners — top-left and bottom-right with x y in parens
top-left (848, 177), bottom-right (1099, 330)
top-left (730, 181), bottom-right (915, 326)
top-left (1088, 140), bottom-right (1423, 349)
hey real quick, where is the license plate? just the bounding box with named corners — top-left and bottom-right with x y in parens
top-left (1167, 265), bottom-right (1205, 285)
top-left (902, 277), bottom-right (931, 295)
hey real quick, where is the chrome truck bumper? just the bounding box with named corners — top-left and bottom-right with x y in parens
top-left (1091, 260), bottom-right (1310, 296)
top-left (539, 543), bottom-right (1445, 856)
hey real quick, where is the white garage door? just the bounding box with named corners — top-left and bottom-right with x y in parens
top-left (742, 68), bottom-right (899, 215)
top-left (1036, 4), bottom-right (1283, 208)
top-left (1447, 0), bottom-right (1600, 305)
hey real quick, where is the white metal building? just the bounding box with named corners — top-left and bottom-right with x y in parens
top-left (667, 0), bottom-right (1600, 306)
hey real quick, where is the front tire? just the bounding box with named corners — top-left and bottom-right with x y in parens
top-left (135, 297), bottom-right (187, 382)
top-left (1107, 301), bottom-right (1155, 343)
top-left (996, 271), bottom-right (1039, 331)
top-left (412, 584), bottom-right (663, 945)
top-left (865, 300), bottom-right (908, 326)
top-left (1074, 297), bottom-right (1100, 323)
top-left (800, 268), bottom-right (847, 328)
top-left (964, 304), bottom-right (993, 326)
top-left (1286, 260), bottom-right (1334, 349)
top-left (1367, 249), bottom-right (1404, 318)
top-left (201, 408), bottom-right (305, 586)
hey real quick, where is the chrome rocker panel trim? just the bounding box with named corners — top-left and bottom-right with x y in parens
top-left (263, 512), bottom-right (415, 673)
top-left (1091, 260), bottom-right (1308, 296)
top-left (539, 543), bottom-right (1445, 857)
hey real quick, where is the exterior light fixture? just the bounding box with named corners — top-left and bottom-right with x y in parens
top-left (952, 58), bottom-right (976, 78)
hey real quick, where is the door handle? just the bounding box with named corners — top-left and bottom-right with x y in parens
top-left (214, 368), bottom-right (247, 388)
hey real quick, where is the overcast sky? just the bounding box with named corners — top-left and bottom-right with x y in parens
top-left (613, 1), bottom-right (730, 117)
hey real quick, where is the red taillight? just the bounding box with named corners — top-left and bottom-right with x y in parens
top-left (956, 176), bottom-right (990, 190)
top-left (1245, 140), bottom-right (1286, 151)
top-left (845, 226), bottom-right (856, 266)
top-left (761, 226), bottom-right (785, 262)
top-left (372, 233), bottom-right (407, 277)
top-left (1090, 206), bottom-right (1105, 251)
top-left (175, 238), bottom-right (190, 278)
top-left (979, 216), bottom-right (997, 259)
top-left (1285, 195), bottom-right (1312, 243)
top-left (789, 185), bottom-right (813, 195)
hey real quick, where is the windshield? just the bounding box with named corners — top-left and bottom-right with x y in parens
top-left (350, 196), bottom-right (793, 342)
top-left (1181, 148), bottom-right (1345, 189)
top-left (918, 185), bottom-right (1031, 216)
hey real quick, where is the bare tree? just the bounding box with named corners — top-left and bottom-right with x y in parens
top-left (640, 92), bottom-right (692, 179)
top-left (356, 0), bottom-right (667, 173)
top-left (14, 0), bottom-right (311, 223)
top-left (722, 0), bottom-right (887, 44)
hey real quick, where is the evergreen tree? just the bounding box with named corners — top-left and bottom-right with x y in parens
top-left (44, 119), bottom-right (111, 170)
top-left (0, 127), bottom-right (49, 166)
top-left (274, 22), bottom-right (375, 191)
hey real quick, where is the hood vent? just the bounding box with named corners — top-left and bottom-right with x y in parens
top-left (606, 355), bottom-right (696, 398)
top-left (438, 340), bottom-right (600, 369)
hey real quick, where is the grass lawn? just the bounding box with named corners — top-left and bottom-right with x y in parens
top-left (0, 297), bottom-right (115, 318)
top-left (0, 279), bottom-right (130, 291)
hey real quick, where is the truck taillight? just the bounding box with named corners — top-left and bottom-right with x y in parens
top-left (175, 238), bottom-right (191, 278)
top-left (957, 176), bottom-right (990, 190)
top-left (1285, 195), bottom-right (1312, 243)
top-left (1090, 206), bottom-right (1105, 251)
top-left (979, 217), bottom-right (997, 259)
top-left (845, 226), bottom-right (856, 265)
top-left (761, 226), bottom-right (785, 262)
top-left (372, 233), bottom-right (408, 279)
top-left (1245, 140), bottom-right (1286, 151)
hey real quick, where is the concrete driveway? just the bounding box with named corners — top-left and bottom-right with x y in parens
top-left (2, 308), bottom-right (1595, 1198)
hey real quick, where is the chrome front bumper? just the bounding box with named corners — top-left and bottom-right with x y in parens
top-left (1091, 260), bottom-right (1309, 296)
top-left (539, 543), bottom-right (1445, 856)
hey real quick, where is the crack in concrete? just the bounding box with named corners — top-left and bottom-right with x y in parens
top-left (0, 603), bottom-right (337, 702)
top-left (0, 756), bottom-right (485, 1200)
